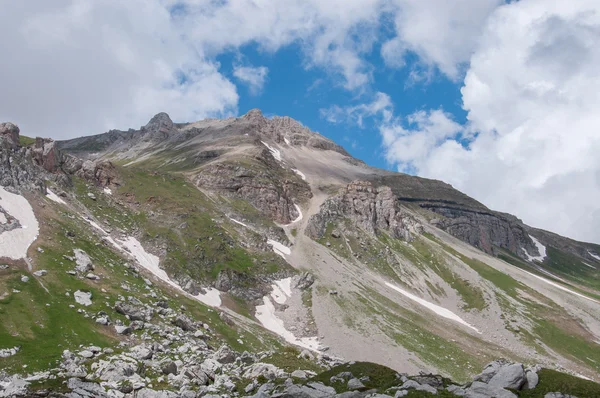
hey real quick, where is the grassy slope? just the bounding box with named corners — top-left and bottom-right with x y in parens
top-left (0, 179), bottom-right (290, 373)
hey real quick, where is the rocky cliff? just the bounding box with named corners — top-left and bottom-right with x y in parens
top-left (307, 180), bottom-right (422, 241)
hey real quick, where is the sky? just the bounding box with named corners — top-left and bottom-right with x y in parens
top-left (2, 0), bottom-right (600, 244)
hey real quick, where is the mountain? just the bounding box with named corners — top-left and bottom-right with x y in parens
top-left (1, 111), bottom-right (600, 397)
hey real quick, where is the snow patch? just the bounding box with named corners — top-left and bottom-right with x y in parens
top-left (103, 187), bottom-right (112, 195)
top-left (523, 235), bottom-right (547, 262)
top-left (46, 189), bottom-right (66, 204)
top-left (583, 262), bottom-right (596, 269)
top-left (284, 137), bottom-right (291, 145)
top-left (229, 217), bottom-right (249, 228)
top-left (521, 270), bottom-right (599, 304)
top-left (194, 288), bottom-right (222, 307)
top-left (385, 282), bottom-right (480, 333)
top-left (255, 296), bottom-right (321, 351)
top-left (588, 251), bottom-right (600, 262)
top-left (0, 186), bottom-right (39, 260)
top-left (267, 240), bottom-right (291, 258)
top-left (0, 212), bottom-right (6, 224)
top-left (261, 141), bottom-right (282, 162)
top-left (270, 277), bottom-right (292, 304)
top-left (292, 169), bottom-right (306, 180)
top-left (274, 277), bottom-right (292, 297)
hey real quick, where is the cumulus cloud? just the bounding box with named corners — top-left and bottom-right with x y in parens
top-left (1, 0), bottom-right (384, 138)
top-left (233, 65), bottom-right (269, 95)
top-left (0, 0), bottom-right (239, 139)
top-left (382, 0), bottom-right (502, 79)
top-left (382, 0), bottom-right (600, 242)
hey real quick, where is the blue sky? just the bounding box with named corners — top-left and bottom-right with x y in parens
top-left (216, 42), bottom-right (467, 171)
top-left (3, 0), bottom-right (600, 243)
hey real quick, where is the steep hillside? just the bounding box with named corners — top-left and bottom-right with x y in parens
top-left (1, 112), bottom-right (600, 397)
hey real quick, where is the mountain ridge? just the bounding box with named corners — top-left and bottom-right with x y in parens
top-left (1, 110), bottom-right (600, 397)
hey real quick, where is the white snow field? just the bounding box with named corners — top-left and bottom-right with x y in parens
top-left (261, 141), bottom-right (282, 162)
top-left (45, 189), bottom-right (66, 204)
top-left (0, 186), bottom-right (39, 259)
top-left (194, 288), bottom-right (222, 307)
top-left (270, 277), bottom-right (292, 304)
top-left (523, 235), bottom-right (547, 262)
top-left (521, 269), bottom-right (599, 304)
top-left (255, 277), bottom-right (321, 351)
top-left (0, 212), bottom-right (6, 224)
top-left (385, 282), bottom-right (480, 333)
top-left (267, 240), bottom-right (291, 258)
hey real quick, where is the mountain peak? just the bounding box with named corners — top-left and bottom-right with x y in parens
top-left (241, 108), bottom-right (264, 121)
top-left (143, 112), bottom-right (174, 134)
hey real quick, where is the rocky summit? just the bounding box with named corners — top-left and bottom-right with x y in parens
top-left (1, 110), bottom-right (600, 398)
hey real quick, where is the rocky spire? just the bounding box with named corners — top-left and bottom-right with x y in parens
top-left (143, 112), bottom-right (175, 135)
top-left (0, 122), bottom-right (20, 149)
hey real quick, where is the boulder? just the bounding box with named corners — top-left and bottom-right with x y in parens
top-left (488, 363), bottom-right (525, 390)
top-left (172, 314), bottom-right (196, 331)
top-left (347, 378), bottom-right (365, 390)
top-left (74, 249), bottom-right (94, 273)
top-left (523, 369), bottom-right (539, 390)
top-left (465, 381), bottom-right (517, 398)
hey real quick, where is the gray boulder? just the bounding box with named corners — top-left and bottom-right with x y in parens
top-left (523, 369), bottom-right (539, 390)
top-left (465, 381), bottom-right (517, 398)
top-left (488, 363), bottom-right (525, 390)
top-left (172, 314), bottom-right (196, 331)
top-left (347, 378), bottom-right (365, 390)
top-left (74, 249), bottom-right (93, 273)
top-left (544, 393), bottom-right (578, 398)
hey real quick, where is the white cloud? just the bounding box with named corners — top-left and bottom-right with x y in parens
top-left (382, 0), bottom-right (502, 79)
top-left (320, 92), bottom-right (392, 127)
top-left (382, 0), bottom-right (600, 243)
top-left (1, 0), bottom-right (385, 138)
top-left (233, 65), bottom-right (269, 95)
top-left (0, 0), bottom-right (239, 139)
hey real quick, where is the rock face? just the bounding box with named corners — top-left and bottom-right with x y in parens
top-left (430, 207), bottom-right (537, 257)
top-left (193, 156), bottom-right (311, 225)
top-left (62, 155), bottom-right (120, 188)
top-left (32, 138), bottom-right (61, 172)
top-left (307, 181), bottom-right (422, 241)
top-left (0, 122), bottom-right (20, 149)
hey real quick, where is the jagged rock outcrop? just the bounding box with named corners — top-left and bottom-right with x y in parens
top-left (307, 180), bottom-right (422, 241)
top-left (31, 137), bottom-right (61, 172)
top-left (0, 122), bottom-right (20, 149)
top-left (62, 154), bottom-right (120, 188)
top-left (193, 158), bottom-right (311, 225)
top-left (0, 123), bottom-right (48, 192)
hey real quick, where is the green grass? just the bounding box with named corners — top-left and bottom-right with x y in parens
top-left (517, 369), bottom-right (600, 397)
top-left (543, 246), bottom-right (600, 292)
top-left (310, 362), bottom-right (401, 393)
top-left (262, 346), bottom-right (324, 373)
top-left (19, 135), bottom-right (36, 146)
